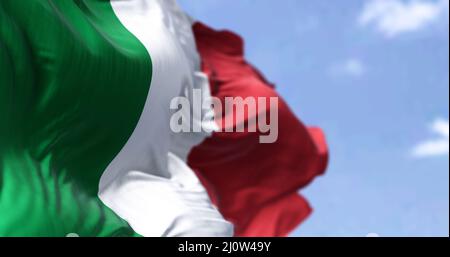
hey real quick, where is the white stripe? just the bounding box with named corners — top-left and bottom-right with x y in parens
top-left (99, 0), bottom-right (233, 237)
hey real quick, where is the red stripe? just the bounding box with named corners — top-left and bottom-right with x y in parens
top-left (189, 23), bottom-right (329, 237)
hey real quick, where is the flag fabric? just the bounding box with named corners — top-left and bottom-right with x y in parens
top-left (0, 0), bottom-right (327, 237)
top-left (189, 23), bottom-right (329, 237)
top-left (0, 0), bottom-right (230, 237)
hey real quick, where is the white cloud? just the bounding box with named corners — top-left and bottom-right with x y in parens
top-left (412, 118), bottom-right (449, 158)
top-left (330, 58), bottom-right (366, 78)
top-left (359, 0), bottom-right (449, 38)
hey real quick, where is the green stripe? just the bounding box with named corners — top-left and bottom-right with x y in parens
top-left (0, 0), bottom-right (152, 236)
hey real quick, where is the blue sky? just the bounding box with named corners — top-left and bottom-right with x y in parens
top-left (178, 0), bottom-right (449, 236)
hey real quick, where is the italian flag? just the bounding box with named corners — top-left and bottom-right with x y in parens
top-left (0, 0), bottom-right (328, 237)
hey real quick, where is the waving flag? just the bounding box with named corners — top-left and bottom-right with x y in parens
top-left (0, 0), bottom-right (327, 237)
